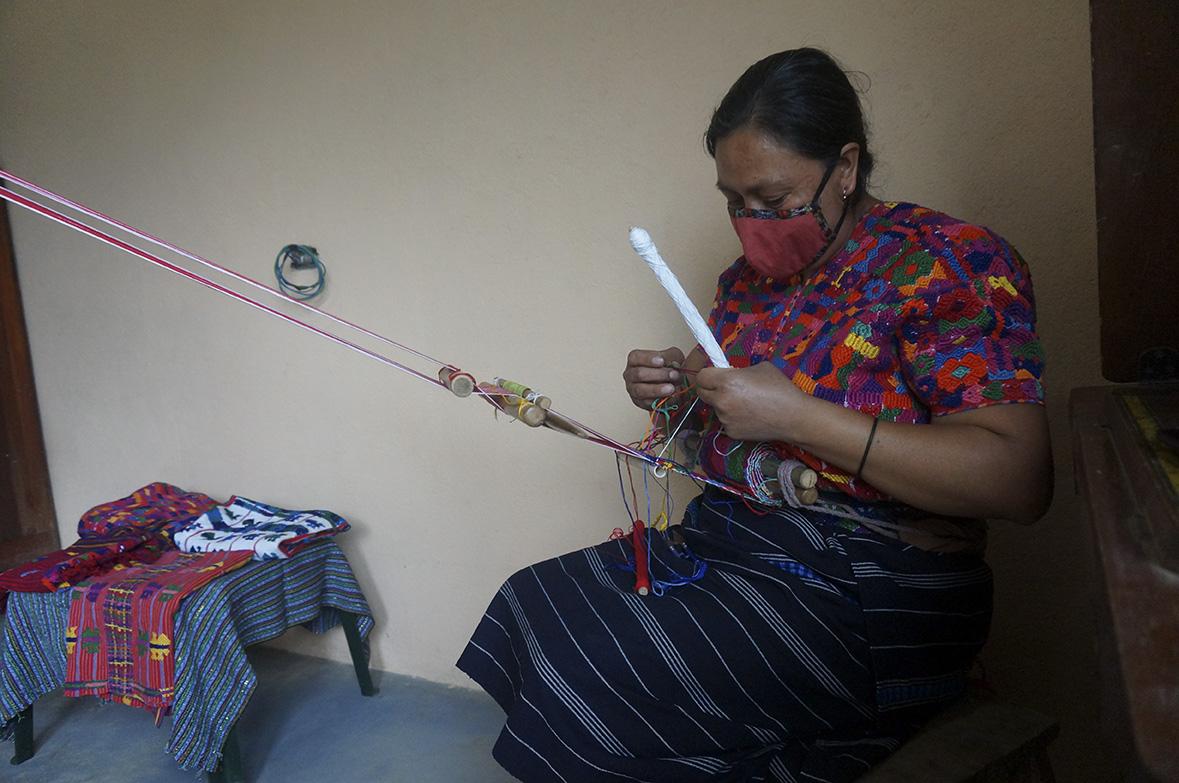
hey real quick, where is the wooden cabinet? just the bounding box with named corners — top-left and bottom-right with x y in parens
top-left (1071, 385), bottom-right (1179, 781)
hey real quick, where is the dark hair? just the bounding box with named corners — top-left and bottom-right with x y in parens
top-left (704, 48), bottom-right (874, 199)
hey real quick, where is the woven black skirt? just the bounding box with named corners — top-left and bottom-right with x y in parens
top-left (458, 488), bottom-right (992, 782)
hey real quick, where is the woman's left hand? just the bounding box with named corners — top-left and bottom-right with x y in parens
top-left (695, 362), bottom-right (812, 442)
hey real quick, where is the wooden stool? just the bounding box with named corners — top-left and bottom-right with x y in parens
top-left (862, 690), bottom-right (1059, 782)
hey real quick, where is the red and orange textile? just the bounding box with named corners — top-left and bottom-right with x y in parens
top-left (77, 482), bottom-right (220, 539)
top-left (0, 534), bottom-right (168, 612)
top-left (63, 550), bottom-right (251, 713)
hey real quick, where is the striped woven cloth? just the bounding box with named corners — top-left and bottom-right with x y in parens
top-left (459, 488), bottom-right (992, 781)
top-left (0, 539), bottom-right (372, 772)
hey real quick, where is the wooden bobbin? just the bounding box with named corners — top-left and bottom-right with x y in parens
top-left (438, 366), bottom-right (476, 397)
top-left (797, 486), bottom-right (819, 505)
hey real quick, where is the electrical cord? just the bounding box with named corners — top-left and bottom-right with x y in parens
top-left (274, 244), bottom-right (326, 300)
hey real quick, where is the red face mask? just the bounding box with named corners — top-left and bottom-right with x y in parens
top-left (729, 162), bottom-right (849, 280)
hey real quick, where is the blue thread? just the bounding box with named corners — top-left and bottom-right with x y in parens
top-left (649, 537), bottom-right (708, 596)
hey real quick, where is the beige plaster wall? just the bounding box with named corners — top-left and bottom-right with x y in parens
top-left (0, 1), bottom-right (1108, 779)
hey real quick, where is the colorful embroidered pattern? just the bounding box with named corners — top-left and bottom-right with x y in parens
top-left (172, 496), bottom-right (350, 560)
top-left (77, 482), bottom-right (220, 540)
top-left (1, 541), bottom-right (373, 773)
top-left (700, 202), bottom-right (1044, 501)
top-left (63, 550), bottom-right (252, 713)
top-left (0, 534), bottom-right (169, 612)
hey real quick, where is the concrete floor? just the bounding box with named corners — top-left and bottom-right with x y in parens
top-left (4, 646), bottom-right (516, 782)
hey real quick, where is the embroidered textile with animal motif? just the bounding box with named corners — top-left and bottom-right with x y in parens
top-left (172, 497), bottom-right (349, 560)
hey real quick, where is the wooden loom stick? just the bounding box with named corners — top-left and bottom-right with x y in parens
top-left (789, 464), bottom-right (818, 490)
top-left (763, 457), bottom-right (820, 506)
top-left (780, 460), bottom-right (820, 506)
top-left (541, 409), bottom-right (596, 439)
top-left (438, 366), bottom-right (476, 397)
top-left (493, 377), bottom-right (551, 410)
top-left (477, 383), bottom-right (547, 427)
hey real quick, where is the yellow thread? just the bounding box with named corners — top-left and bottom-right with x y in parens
top-left (843, 332), bottom-right (880, 360)
top-left (514, 396), bottom-right (537, 421)
top-left (149, 632), bottom-right (172, 661)
top-left (988, 275), bottom-right (1017, 297)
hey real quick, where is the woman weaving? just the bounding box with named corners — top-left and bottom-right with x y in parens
top-left (459, 47), bottom-right (1052, 782)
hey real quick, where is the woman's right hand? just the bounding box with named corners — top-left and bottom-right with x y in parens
top-left (623, 347), bottom-right (686, 409)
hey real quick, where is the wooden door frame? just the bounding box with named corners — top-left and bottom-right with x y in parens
top-left (0, 198), bottom-right (58, 567)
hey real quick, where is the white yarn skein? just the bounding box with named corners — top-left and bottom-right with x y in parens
top-left (629, 227), bottom-right (730, 369)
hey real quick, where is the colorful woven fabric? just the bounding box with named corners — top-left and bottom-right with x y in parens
top-left (0, 541), bottom-right (373, 773)
top-left (63, 550), bottom-right (252, 712)
top-left (0, 534), bottom-right (169, 612)
top-left (699, 201), bottom-right (1044, 502)
top-left (77, 482), bottom-right (220, 539)
top-left (172, 496), bottom-right (350, 560)
top-left (0, 590), bottom-right (71, 738)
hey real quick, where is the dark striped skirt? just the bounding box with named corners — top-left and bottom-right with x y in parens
top-left (457, 488), bottom-right (992, 782)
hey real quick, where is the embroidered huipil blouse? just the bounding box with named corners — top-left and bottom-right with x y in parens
top-left (695, 202), bottom-right (1044, 547)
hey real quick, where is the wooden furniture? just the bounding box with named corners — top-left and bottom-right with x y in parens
top-left (1090, 0), bottom-right (1179, 381)
top-left (1072, 384), bottom-right (1179, 781)
top-left (862, 689), bottom-right (1058, 782)
top-left (0, 199), bottom-right (57, 568)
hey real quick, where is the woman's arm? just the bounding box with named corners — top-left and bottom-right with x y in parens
top-left (695, 362), bottom-right (1053, 522)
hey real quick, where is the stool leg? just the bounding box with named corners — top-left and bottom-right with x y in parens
top-left (340, 611), bottom-right (377, 696)
top-left (207, 723), bottom-right (245, 783)
top-left (9, 704), bottom-right (33, 765)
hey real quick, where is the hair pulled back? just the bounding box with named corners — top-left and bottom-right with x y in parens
top-left (705, 48), bottom-right (874, 199)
